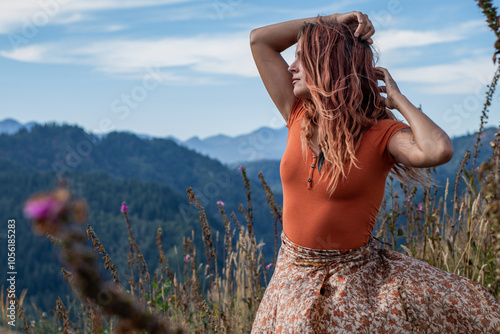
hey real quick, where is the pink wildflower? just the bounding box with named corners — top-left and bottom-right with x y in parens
top-left (121, 202), bottom-right (128, 214)
top-left (238, 166), bottom-right (243, 171)
top-left (265, 263), bottom-right (272, 270)
top-left (185, 255), bottom-right (191, 262)
top-left (418, 204), bottom-right (423, 212)
top-left (23, 188), bottom-right (70, 235)
top-left (24, 197), bottom-right (64, 222)
top-left (435, 228), bottom-right (440, 234)
top-left (217, 200), bottom-right (225, 207)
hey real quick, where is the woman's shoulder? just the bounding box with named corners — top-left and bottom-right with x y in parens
top-left (286, 99), bottom-right (307, 128)
top-left (365, 118), bottom-right (409, 137)
top-left (362, 118), bottom-right (410, 164)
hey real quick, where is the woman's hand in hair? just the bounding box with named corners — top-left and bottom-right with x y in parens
top-left (375, 67), bottom-right (402, 110)
top-left (333, 11), bottom-right (375, 44)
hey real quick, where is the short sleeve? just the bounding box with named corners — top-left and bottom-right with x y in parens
top-left (366, 119), bottom-right (410, 166)
top-left (286, 99), bottom-right (307, 128)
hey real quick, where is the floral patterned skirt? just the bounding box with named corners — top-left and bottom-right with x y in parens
top-left (251, 232), bottom-right (500, 334)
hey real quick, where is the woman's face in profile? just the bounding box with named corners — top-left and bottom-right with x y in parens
top-left (288, 41), bottom-right (312, 100)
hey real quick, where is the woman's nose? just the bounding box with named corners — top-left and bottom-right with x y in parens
top-left (288, 62), bottom-right (297, 73)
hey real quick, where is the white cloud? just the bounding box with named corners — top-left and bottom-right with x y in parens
top-left (375, 29), bottom-right (461, 51)
top-left (0, 32), bottom-right (259, 80)
top-left (64, 0), bottom-right (191, 11)
top-left (0, 44), bottom-right (50, 62)
top-left (0, 0), bottom-right (193, 34)
top-left (392, 57), bottom-right (497, 95)
top-left (51, 13), bottom-right (89, 25)
top-left (263, 0), bottom-right (369, 18)
top-left (152, 4), bottom-right (224, 22)
top-left (0, 0), bottom-right (42, 33)
top-left (103, 25), bottom-right (127, 32)
top-left (374, 20), bottom-right (486, 52)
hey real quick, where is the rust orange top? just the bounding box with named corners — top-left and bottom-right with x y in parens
top-left (280, 99), bottom-right (410, 250)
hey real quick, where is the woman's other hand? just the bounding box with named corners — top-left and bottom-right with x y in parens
top-left (333, 11), bottom-right (375, 44)
top-left (375, 67), bottom-right (402, 110)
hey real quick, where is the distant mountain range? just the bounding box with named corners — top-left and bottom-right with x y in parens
top-left (182, 127), bottom-right (289, 165)
top-left (0, 118), bottom-right (288, 164)
top-left (0, 118), bottom-right (37, 135)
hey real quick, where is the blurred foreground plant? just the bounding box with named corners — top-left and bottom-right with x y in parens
top-left (11, 167), bottom-right (271, 333)
top-left (22, 186), bottom-right (182, 334)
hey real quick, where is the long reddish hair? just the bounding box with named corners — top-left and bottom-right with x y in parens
top-left (298, 17), bottom-right (427, 197)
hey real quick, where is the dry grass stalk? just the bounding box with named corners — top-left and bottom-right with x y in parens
top-left (55, 297), bottom-right (73, 334)
top-left (122, 208), bottom-right (152, 300)
top-left (258, 171), bottom-right (283, 266)
top-left (87, 224), bottom-right (121, 286)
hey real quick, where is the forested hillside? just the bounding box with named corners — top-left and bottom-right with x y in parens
top-left (0, 124), bottom-right (282, 312)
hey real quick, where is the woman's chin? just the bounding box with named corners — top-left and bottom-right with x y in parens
top-left (293, 89), bottom-right (312, 100)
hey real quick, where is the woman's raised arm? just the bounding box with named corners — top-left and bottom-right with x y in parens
top-left (250, 12), bottom-right (374, 122)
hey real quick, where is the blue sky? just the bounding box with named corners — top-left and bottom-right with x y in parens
top-left (0, 0), bottom-right (498, 141)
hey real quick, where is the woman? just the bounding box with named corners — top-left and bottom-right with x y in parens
top-left (249, 11), bottom-right (500, 333)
